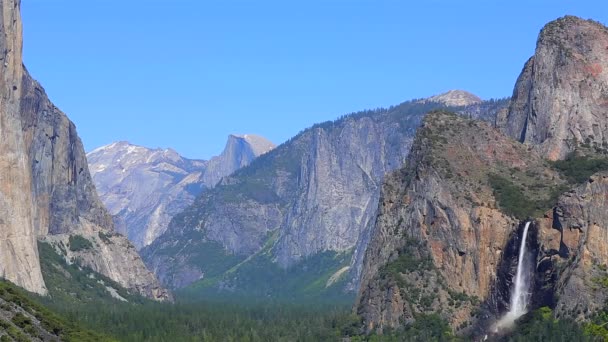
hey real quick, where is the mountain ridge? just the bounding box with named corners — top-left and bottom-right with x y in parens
top-left (142, 97), bottom-right (510, 292)
top-left (87, 134), bottom-right (275, 249)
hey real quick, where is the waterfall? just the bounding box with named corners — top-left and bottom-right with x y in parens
top-left (494, 221), bottom-right (532, 332)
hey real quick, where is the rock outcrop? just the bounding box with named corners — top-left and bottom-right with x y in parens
top-left (87, 135), bottom-right (274, 249)
top-left (356, 111), bottom-right (566, 332)
top-left (200, 134), bottom-right (275, 187)
top-left (425, 90), bottom-right (482, 107)
top-left (0, 0), bottom-right (169, 300)
top-left (536, 172), bottom-right (608, 320)
top-left (497, 16), bottom-right (608, 160)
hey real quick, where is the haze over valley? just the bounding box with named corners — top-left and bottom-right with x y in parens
top-left (0, 1), bottom-right (607, 341)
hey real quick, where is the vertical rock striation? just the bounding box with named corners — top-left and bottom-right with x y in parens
top-left (0, 0), bottom-right (169, 300)
top-left (143, 102), bottom-right (433, 289)
top-left (0, 0), bottom-right (46, 295)
top-left (535, 173), bottom-right (608, 320)
top-left (200, 134), bottom-right (275, 187)
top-left (498, 16), bottom-right (608, 160)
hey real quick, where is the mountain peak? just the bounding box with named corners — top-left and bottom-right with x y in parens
top-left (228, 134), bottom-right (275, 156)
top-left (88, 141), bottom-right (182, 161)
top-left (425, 90), bottom-right (482, 107)
top-left (541, 15), bottom-right (607, 38)
top-left (498, 14), bottom-right (608, 160)
top-left (88, 141), bottom-right (131, 154)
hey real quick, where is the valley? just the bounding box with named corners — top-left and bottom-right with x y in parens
top-left (1, 1), bottom-right (608, 341)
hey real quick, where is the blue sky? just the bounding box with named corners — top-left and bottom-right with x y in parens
top-left (21, 1), bottom-right (608, 159)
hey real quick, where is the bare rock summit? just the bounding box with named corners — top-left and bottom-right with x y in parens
top-left (425, 90), bottom-right (483, 107)
top-left (498, 16), bottom-right (608, 160)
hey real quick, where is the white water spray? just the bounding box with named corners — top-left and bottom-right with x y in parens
top-left (494, 221), bottom-right (532, 332)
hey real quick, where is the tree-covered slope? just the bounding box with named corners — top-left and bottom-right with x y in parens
top-left (0, 279), bottom-right (113, 342)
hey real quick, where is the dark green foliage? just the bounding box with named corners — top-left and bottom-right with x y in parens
top-left (488, 174), bottom-right (566, 220)
top-left (582, 303), bottom-right (608, 340)
top-left (0, 280), bottom-right (113, 341)
top-left (503, 307), bottom-right (593, 341)
top-left (45, 298), bottom-right (358, 342)
top-left (363, 314), bottom-right (456, 341)
top-left (11, 313), bottom-right (31, 328)
top-left (149, 233), bottom-right (244, 282)
top-left (43, 294), bottom-right (465, 342)
top-left (488, 174), bottom-right (538, 219)
top-left (551, 155), bottom-right (608, 183)
top-left (98, 231), bottom-right (113, 244)
top-left (380, 252), bottom-right (432, 279)
top-left (186, 241), bottom-right (244, 280)
top-left (399, 314), bottom-right (455, 341)
top-left (379, 237), bottom-right (433, 280)
top-left (37, 237), bottom-right (365, 341)
top-left (68, 235), bottom-right (93, 252)
top-left (39, 238), bottom-right (362, 340)
top-left (183, 250), bottom-right (353, 301)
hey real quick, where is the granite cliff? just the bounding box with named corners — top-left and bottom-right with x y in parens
top-left (200, 134), bottom-right (275, 187)
top-left (357, 113), bottom-right (608, 335)
top-left (355, 111), bottom-right (566, 332)
top-left (0, 0), bottom-right (46, 295)
top-left (142, 95), bottom-right (508, 293)
top-left (497, 16), bottom-right (608, 160)
top-left (0, 0), bottom-right (168, 300)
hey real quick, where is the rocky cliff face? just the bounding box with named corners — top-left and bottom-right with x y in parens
top-left (0, 0), bottom-right (168, 300)
top-left (87, 135), bottom-right (274, 249)
top-left (356, 111), bottom-right (566, 332)
top-left (200, 134), bottom-right (275, 187)
top-left (0, 0), bottom-right (46, 295)
top-left (142, 97), bottom-right (508, 292)
top-left (497, 16), bottom-right (608, 161)
top-left (20, 69), bottom-right (170, 301)
top-left (536, 173), bottom-right (608, 320)
top-left (143, 102), bottom-right (430, 289)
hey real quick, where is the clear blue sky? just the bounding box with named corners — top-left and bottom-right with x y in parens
top-left (21, 1), bottom-right (608, 159)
